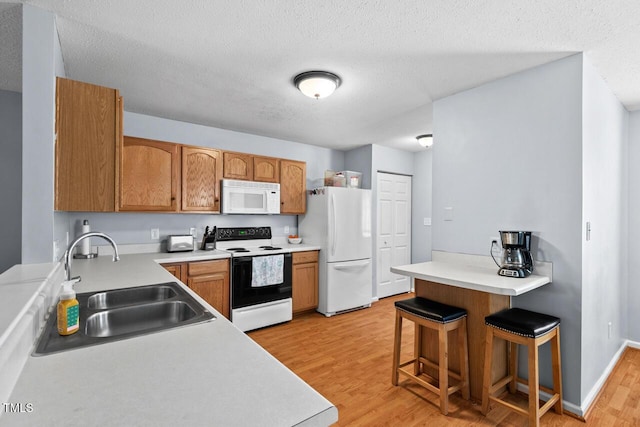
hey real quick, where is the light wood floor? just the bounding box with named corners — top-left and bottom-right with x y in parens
top-left (248, 293), bottom-right (640, 426)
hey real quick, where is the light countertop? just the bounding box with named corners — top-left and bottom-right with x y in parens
top-left (1, 249), bottom-right (335, 426)
top-left (391, 252), bottom-right (551, 296)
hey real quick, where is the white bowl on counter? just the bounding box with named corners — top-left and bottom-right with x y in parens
top-left (288, 237), bottom-right (302, 244)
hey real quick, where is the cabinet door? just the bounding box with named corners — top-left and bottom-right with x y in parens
top-left (119, 136), bottom-right (180, 211)
top-left (253, 156), bottom-right (280, 183)
top-left (162, 262), bottom-right (187, 283)
top-left (55, 77), bottom-right (121, 211)
top-left (223, 152), bottom-right (253, 180)
top-left (292, 262), bottom-right (319, 313)
top-left (280, 160), bottom-right (307, 214)
top-left (182, 146), bottom-right (222, 212)
top-left (187, 273), bottom-right (230, 319)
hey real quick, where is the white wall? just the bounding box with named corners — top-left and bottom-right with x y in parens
top-left (628, 111), bottom-right (640, 342)
top-left (580, 58), bottom-right (629, 399)
top-left (432, 54), bottom-right (584, 405)
top-left (21, 4), bottom-right (57, 264)
top-left (412, 148), bottom-right (432, 263)
top-left (344, 145), bottom-right (372, 190)
top-left (62, 112), bottom-right (345, 245)
top-left (0, 90), bottom-right (22, 273)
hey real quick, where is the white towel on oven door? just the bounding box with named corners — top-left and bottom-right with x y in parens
top-left (251, 254), bottom-right (284, 287)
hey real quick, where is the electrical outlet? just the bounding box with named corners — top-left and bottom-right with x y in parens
top-left (490, 237), bottom-right (502, 257)
top-left (284, 226), bottom-right (290, 235)
top-left (151, 228), bottom-right (160, 240)
top-left (608, 321), bottom-right (613, 339)
top-left (190, 227), bottom-right (197, 237)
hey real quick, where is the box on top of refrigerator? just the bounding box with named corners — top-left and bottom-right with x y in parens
top-left (339, 171), bottom-right (362, 188)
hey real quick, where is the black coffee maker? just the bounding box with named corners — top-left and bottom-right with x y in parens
top-left (495, 231), bottom-right (534, 278)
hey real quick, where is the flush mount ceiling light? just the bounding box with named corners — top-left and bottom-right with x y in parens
top-left (416, 134), bottom-right (433, 148)
top-left (294, 71), bottom-right (341, 99)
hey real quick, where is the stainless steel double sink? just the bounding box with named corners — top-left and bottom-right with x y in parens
top-left (34, 282), bottom-right (215, 356)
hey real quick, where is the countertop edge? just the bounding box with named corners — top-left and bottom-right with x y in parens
top-left (390, 262), bottom-right (551, 296)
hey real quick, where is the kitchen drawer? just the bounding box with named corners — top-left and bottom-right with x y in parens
top-left (292, 251), bottom-right (319, 265)
top-left (188, 259), bottom-right (229, 276)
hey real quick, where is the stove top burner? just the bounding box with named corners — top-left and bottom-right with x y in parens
top-left (259, 246), bottom-right (282, 250)
top-left (228, 247), bottom-right (250, 252)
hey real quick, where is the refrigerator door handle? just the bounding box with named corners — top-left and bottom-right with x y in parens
top-left (333, 259), bottom-right (371, 270)
top-left (330, 194), bottom-right (337, 256)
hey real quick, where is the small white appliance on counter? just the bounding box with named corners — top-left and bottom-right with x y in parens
top-left (299, 187), bottom-right (373, 316)
top-left (221, 179), bottom-right (280, 214)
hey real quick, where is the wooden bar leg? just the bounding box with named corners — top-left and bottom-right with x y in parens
top-left (391, 311), bottom-right (402, 386)
top-left (509, 341), bottom-right (518, 393)
top-left (551, 329), bottom-right (564, 415)
top-left (438, 324), bottom-right (449, 415)
top-left (481, 326), bottom-right (494, 415)
top-left (414, 323), bottom-right (422, 375)
top-left (458, 318), bottom-right (470, 400)
top-left (528, 340), bottom-right (540, 427)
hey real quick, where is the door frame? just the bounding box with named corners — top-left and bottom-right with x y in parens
top-left (375, 171), bottom-right (412, 299)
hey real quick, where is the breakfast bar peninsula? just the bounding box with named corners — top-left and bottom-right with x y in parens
top-left (391, 251), bottom-right (552, 401)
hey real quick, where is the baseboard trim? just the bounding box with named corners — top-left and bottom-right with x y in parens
top-left (516, 340), bottom-right (639, 418)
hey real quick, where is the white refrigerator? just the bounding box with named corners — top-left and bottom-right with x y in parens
top-left (299, 187), bottom-right (372, 316)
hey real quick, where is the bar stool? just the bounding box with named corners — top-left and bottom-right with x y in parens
top-left (391, 297), bottom-right (470, 415)
top-left (481, 308), bottom-right (563, 427)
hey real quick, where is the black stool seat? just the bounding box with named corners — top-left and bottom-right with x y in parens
top-left (485, 308), bottom-right (560, 338)
top-left (395, 297), bottom-right (467, 324)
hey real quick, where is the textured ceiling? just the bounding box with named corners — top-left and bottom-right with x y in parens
top-left (3, 1), bottom-right (640, 152)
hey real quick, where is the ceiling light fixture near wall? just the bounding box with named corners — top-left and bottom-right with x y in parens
top-left (294, 71), bottom-right (341, 99)
top-left (416, 134), bottom-right (433, 148)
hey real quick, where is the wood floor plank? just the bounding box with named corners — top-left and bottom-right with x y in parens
top-left (248, 293), bottom-right (640, 426)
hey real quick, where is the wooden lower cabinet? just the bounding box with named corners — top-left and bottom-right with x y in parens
top-left (162, 259), bottom-right (230, 319)
top-left (162, 262), bottom-right (187, 283)
top-left (292, 251), bottom-right (319, 314)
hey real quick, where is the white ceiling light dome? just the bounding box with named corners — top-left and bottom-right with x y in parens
top-left (294, 71), bottom-right (341, 99)
top-left (416, 134), bottom-right (433, 148)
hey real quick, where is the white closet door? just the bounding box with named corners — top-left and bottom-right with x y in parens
top-left (376, 172), bottom-right (412, 298)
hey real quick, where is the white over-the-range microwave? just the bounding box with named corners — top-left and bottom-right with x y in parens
top-left (221, 179), bottom-right (281, 214)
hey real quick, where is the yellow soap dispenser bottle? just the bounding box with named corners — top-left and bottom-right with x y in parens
top-left (57, 281), bottom-right (79, 336)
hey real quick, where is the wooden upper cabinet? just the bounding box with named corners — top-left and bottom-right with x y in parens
top-left (223, 152), bottom-right (280, 183)
top-left (223, 152), bottom-right (253, 180)
top-left (182, 146), bottom-right (222, 212)
top-left (253, 156), bottom-right (280, 183)
top-left (280, 160), bottom-right (307, 214)
top-left (118, 136), bottom-right (180, 211)
top-left (55, 77), bottom-right (122, 211)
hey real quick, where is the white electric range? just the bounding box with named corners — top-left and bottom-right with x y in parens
top-left (215, 227), bottom-right (293, 332)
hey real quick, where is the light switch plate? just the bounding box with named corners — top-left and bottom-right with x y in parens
top-left (423, 217), bottom-right (431, 226)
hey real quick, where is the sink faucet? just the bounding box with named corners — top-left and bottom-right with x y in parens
top-left (64, 232), bottom-right (120, 282)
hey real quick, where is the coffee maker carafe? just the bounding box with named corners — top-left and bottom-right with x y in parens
top-left (493, 231), bottom-right (534, 278)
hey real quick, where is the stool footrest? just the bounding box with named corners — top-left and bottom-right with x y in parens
top-left (397, 366), bottom-right (463, 396)
top-left (489, 374), bottom-right (514, 393)
top-left (418, 356), bottom-right (464, 381)
top-left (489, 395), bottom-right (529, 416)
